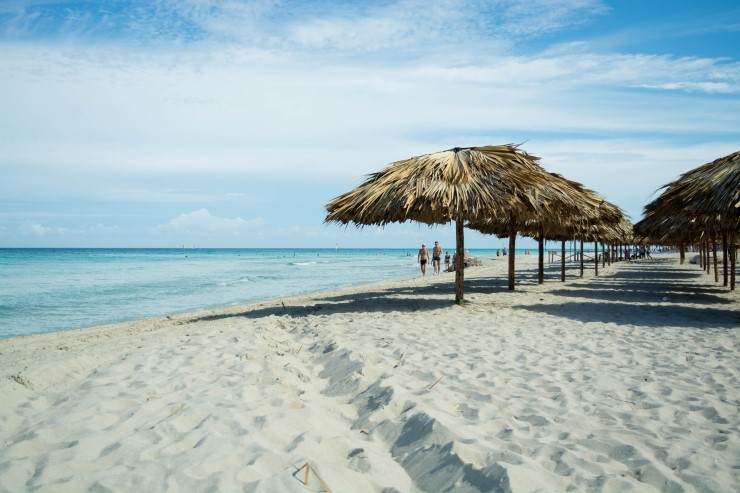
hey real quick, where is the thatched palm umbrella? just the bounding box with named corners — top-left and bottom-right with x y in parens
top-left (650, 152), bottom-right (739, 218)
top-left (639, 151), bottom-right (739, 235)
top-left (325, 145), bottom-right (567, 303)
top-left (636, 151), bottom-right (739, 289)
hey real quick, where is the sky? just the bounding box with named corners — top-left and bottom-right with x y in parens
top-left (1, 0), bottom-right (739, 249)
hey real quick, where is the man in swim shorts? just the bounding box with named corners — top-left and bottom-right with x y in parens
top-left (432, 241), bottom-right (442, 274)
top-left (418, 244), bottom-right (429, 276)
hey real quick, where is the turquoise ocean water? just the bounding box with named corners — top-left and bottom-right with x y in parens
top-left (1, 247), bottom-right (532, 339)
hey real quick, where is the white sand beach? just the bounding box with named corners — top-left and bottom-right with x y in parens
top-left (0, 253), bottom-right (738, 492)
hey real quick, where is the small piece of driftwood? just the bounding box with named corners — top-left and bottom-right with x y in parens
top-left (297, 462), bottom-right (333, 493)
top-left (429, 375), bottom-right (445, 390)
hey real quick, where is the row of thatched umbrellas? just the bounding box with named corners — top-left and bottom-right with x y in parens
top-left (635, 151), bottom-right (739, 290)
top-left (325, 145), bottom-right (739, 303)
top-left (324, 145), bottom-right (630, 304)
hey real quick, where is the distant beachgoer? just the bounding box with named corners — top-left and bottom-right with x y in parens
top-left (418, 244), bottom-right (429, 276)
top-left (432, 241), bottom-right (442, 275)
top-left (496, 249), bottom-right (500, 257)
top-left (502, 247), bottom-right (507, 256)
top-left (444, 251), bottom-right (451, 271)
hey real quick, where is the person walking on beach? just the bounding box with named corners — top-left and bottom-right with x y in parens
top-left (432, 241), bottom-right (443, 275)
top-left (444, 251), bottom-right (451, 271)
top-left (418, 244), bottom-right (429, 276)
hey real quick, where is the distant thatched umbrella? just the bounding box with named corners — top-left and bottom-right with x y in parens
top-left (325, 145), bottom-right (571, 303)
top-left (466, 171), bottom-right (594, 288)
top-left (468, 173), bottom-right (628, 285)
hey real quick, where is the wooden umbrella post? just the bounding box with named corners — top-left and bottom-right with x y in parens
top-left (455, 218), bottom-right (465, 304)
top-left (712, 233), bottom-right (719, 282)
top-left (723, 230), bottom-right (729, 287)
top-left (560, 239), bottom-right (566, 282)
top-left (602, 242), bottom-right (606, 269)
top-left (538, 226), bottom-right (545, 284)
top-left (705, 241), bottom-right (710, 274)
top-left (594, 241), bottom-right (599, 276)
top-left (731, 230), bottom-right (736, 291)
top-left (508, 212), bottom-right (516, 291)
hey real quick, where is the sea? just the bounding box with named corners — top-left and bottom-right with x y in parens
top-left (0, 247), bottom-right (531, 339)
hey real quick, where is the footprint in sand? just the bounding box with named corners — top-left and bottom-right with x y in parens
top-left (454, 403), bottom-right (479, 420)
top-left (347, 448), bottom-right (371, 473)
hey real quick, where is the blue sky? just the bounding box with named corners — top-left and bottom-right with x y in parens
top-left (1, 0), bottom-right (738, 249)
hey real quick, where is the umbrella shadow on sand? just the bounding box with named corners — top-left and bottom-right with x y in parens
top-left (186, 259), bottom-right (738, 330)
top-left (187, 263), bottom-right (571, 324)
top-left (513, 299), bottom-right (739, 329)
top-left (512, 262), bottom-right (739, 328)
top-left (188, 282), bottom-right (460, 324)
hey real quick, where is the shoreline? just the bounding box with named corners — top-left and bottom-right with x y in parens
top-left (0, 251), bottom-right (528, 343)
top-left (1, 253), bottom-right (738, 492)
top-left (1, 247), bottom-right (661, 340)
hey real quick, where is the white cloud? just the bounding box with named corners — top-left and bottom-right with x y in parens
top-left (1, 43), bottom-right (737, 183)
top-left (20, 223), bottom-right (68, 236)
top-left (82, 223), bottom-right (120, 234)
top-left (416, 53), bottom-right (740, 93)
top-left (638, 82), bottom-right (735, 93)
top-left (0, 0), bottom-right (606, 51)
top-left (153, 208), bottom-right (263, 236)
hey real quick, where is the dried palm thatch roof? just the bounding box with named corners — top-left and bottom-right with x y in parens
top-left (634, 215), bottom-right (704, 245)
top-left (324, 144), bottom-right (582, 302)
top-left (635, 151), bottom-right (740, 243)
top-left (325, 145), bottom-right (578, 226)
top-left (468, 176), bottom-right (628, 285)
top-left (467, 174), bottom-right (628, 243)
top-left (603, 217), bottom-right (635, 244)
top-left (657, 151), bottom-right (739, 217)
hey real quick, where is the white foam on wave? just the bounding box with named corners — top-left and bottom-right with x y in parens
top-left (218, 276), bottom-right (250, 287)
